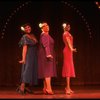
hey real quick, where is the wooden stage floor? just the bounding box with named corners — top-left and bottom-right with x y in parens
top-left (0, 85), bottom-right (100, 99)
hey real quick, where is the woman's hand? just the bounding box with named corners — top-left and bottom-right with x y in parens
top-left (46, 55), bottom-right (53, 58)
top-left (72, 48), bottom-right (77, 52)
top-left (46, 55), bottom-right (53, 61)
top-left (19, 59), bottom-right (25, 64)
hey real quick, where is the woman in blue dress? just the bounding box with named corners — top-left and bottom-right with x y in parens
top-left (17, 23), bottom-right (38, 95)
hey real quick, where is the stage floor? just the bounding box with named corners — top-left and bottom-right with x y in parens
top-left (0, 85), bottom-right (100, 99)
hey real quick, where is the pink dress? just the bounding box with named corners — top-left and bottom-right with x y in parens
top-left (62, 31), bottom-right (75, 77)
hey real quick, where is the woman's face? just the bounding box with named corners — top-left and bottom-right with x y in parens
top-left (24, 25), bottom-right (31, 33)
top-left (42, 23), bottom-right (49, 33)
top-left (64, 24), bottom-right (71, 31)
top-left (67, 25), bottom-right (71, 31)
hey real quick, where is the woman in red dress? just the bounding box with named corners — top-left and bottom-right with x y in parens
top-left (62, 22), bottom-right (77, 95)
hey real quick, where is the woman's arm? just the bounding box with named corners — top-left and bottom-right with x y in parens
top-left (42, 34), bottom-right (53, 58)
top-left (66, 37), bottom-right (76, 52)
top-left (19, 45), bottom-right (27, 64)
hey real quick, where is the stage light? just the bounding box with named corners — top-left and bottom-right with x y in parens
top-left (95, 1), bottom-right (100, 9)
top-left (61, 0), bottom-right (92, 38)
top-left (1, 1), bottom-right (32, 39)
top-left (2, 32), bottom-right (5, 35)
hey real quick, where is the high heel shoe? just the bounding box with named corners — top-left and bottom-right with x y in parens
top-left (43, 88), bottom-right (46, 94)
top-left (18, 89), bottom-right (26, 95)
top-left (70, 89), bottom-right (74, 93)
top-left (65, 88), bottom-right (74, 95)
top-left (16, 86), bottom-right (20, 92)
top-left (16, 86), bottom-right (26, 95)
top-left (65, 88), bottom-right (71, 95)
top-left (66, 90), bottom-right (71, 95)
top-left (25, 87), bottom-right (33, 94)
top-left (45, 89), bottom-right (54, 95)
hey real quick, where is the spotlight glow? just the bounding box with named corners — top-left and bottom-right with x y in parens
top-left (1, 1), bottom-right (32, 39)
top-left (95, 1), bottom-right (100, 9)
top-left (61, 0), bottom-right (92, 38)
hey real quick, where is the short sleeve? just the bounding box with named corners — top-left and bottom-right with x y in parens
top-left (19, 34), bottom-right (35, 47)
top-left (65, 32), bottom-right (69, 38)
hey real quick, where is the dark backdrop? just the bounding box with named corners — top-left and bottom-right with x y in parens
top-left (0, 1), bottom-right (100, 86)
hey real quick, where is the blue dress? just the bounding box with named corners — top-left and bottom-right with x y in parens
top-left (19, 34), bottom-right (38, 85)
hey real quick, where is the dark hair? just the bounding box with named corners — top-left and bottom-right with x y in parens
top-left (65, 22), bottom-right (70, 26)
top-left (21, 23), bottom-right (31, 28)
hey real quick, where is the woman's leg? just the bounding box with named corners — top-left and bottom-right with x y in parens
top-left (66, 77), bottom-right (70, 90)
top-left (25, 83), bottom-right (33, 94)
top-left (65, 77), bottom-right (74, 94)
top-left (16, 82), bottom-right (26, 95)
top-left (20, 82), bottom-right (25, 91)
top-left (45, 77), bottom-right (54, 94)
top-left (43, 80), bottom-right (47, 93)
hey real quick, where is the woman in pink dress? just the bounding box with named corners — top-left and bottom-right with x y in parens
top-left (62, 22), bottom-right (77, 95)
top-left (38, 22), bottom-right (57, 95)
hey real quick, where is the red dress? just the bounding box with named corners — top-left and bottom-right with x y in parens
top-left (62, 31), bottom-right (75, 77)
